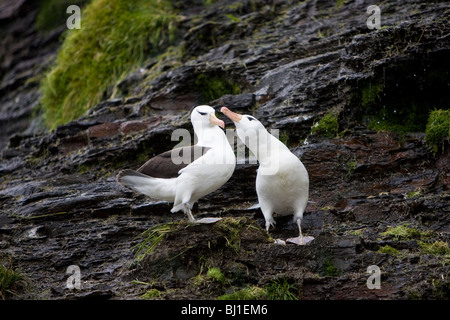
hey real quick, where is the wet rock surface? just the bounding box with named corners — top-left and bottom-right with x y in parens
top-left (0, 0), bottom-right (449, 299)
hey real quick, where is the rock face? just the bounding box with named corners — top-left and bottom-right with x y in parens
top-left (0, 0), bottom-right (449, 299)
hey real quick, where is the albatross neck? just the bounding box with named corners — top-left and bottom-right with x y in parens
top-left (248, 129), bottom-right (290, 165)
top-left (195, 125), bottom-right (228, 148)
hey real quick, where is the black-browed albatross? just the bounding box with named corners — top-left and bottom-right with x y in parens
top-left (117, 105), bottom-right (236, 223)
top-left (221, 107), bottom-right (313, 245)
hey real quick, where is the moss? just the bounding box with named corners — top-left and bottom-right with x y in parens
top-left (195, 74), bottom-right (241, 103)
top-left (217, 286), bottom-right (267, 300)
top-left (418, 241), bottom-right (450, 256)
top-left (77, 164), bottom-right (90, 174)
top-left (378, 245), bottom-right (400, 256)
top-left (430, 279), bottom-right (450, 300)
top-left (425, 109), bottom-right (450, 155)
top-left (213, 217), bottom-right (246, 252)
top-left (36, 0), bottom-right (89, 32)
top-left (323, 259), bottom-right (339, 277)
top-left (140, 288), bottom-right (161, 299)
top-left (278, 130), bottom-right (289, 146)
top-left (349, 229), bottom-right (362, 236)
top-left (225, 13), bottom-right (241, 23)
top-left (361, 83), bottom-right (383, 107)
top-left (203, 0), bottom-right (217, 5)
top-left (381, 223), bottom-right (433, 241)
top-left (334, 0), bottom-right (346, 10)
top-left (367, 104), bottom-right (427, 135)
top-left (206, 267), bottom-right (226, 285)
top-left (311, 112), bottom-right (339, 137)
top-left (40, 0), bottom-right (179, 130)
top-left (346, 160), bottom-right (357, 178)
top-left (407, 187), bottom-right (424, 199)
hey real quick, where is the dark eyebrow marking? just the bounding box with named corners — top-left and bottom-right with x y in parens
top-left (197, 110), bottom-right (207, 115)
top-left (247, 116), bottom-right (255, 121)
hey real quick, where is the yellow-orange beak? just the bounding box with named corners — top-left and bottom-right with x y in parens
top-left (209, 113), bottom-right (225, 129)
top-left (220, 107), bottom-right (242, 123)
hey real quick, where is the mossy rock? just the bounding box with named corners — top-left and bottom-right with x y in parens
top-left (311, 112), bottom-right (339, 137)
top-left (194, 74), bottom-right (241, 103)
top-left (39, 0), bottom-right (180, 130)
top-left (425, 109), bottom-right (450, 155)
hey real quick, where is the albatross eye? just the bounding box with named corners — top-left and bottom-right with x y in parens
top-left (197, 110), bottom-right (208, 116)
top-left (247, 116), bottom-right (256, 121)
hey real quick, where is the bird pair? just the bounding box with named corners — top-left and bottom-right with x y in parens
top-left (117, 105), bottom-right (314, 245)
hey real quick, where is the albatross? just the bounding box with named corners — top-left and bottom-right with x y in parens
top-left (117, 105), bottom-right (236, 224)
top-left (221, 107), bottom-right (313, 245)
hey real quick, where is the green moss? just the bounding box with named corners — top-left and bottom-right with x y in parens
top-left (206, 267), bottom-right (226, 284)
top-left (225, 13), bottom-right (241, 23)
top-left (407, 187), bottom-right (423, 199)
top-left (77, 164), bottom-right (90, 174)
top-left (334, 0), bottom-right (346, 10)
top-left (36, 0), bottom-right (89, 32)
top-left (195, 74), bottom-right (241, 102)
top-left (203, 0), bottom-right (217, 5)
top-left (213, 217), bottom-right (246, 252)
top-left (311, 112), bottom-right (339, 137)
top-left (346, 160), bottom-right (357, 178)
top-left (361, 83), bottom-right (383, 107)
top-left (378, 245), bottom-right (400, 256)
top-left (425, 109), bottom-right (450, 155)
top-left (323, 259), bottom-right (339, 277)
top-left (140, 288), bottom-right (161, 299)
top-left (367, 104), bottom-right (427, 135)
top-left (381, 223), bottom-right (433, 241)
top-left (418, 241), bottom-right (450, 256)
top-left (40, 0), bottom-right (179, 130)
top-left (218, 286), bottom-right (267, 300)
top-left (278, 130), bottom-right (289, 146)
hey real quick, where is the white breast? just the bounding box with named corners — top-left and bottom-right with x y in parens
top-left (256, 150), bottom-right (309, 215)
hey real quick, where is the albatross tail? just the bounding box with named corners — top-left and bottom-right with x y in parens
top-left (117, 169), bottom-right (176, 202)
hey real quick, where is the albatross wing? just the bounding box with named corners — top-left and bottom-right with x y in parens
top-left (138, 145), bottom-right (210, 178)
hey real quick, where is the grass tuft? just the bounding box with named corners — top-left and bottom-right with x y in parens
top-left (133, 222), bottom-right (179, 262)
top-left (265, 277), bottom-right (298, 300)
top-left (0, 262), bottom-right (26, 299)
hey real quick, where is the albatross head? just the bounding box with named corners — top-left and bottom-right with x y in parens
top-left (191, 105), bottom-right (225, 129)
top-left (220, 107), bottom-right (266, 138)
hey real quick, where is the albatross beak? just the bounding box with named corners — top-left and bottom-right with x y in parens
top-left (220, 107), bottom-right (242, 123)
top-left (210, 113), bottom-right (225, 129)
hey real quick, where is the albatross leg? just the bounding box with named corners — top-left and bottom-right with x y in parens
top-left (184, 203), bottom-right (222, 224)
top-left (184, 203), bottom-right (196, 223)
top-left (286, 219), bottom-right (314, 245)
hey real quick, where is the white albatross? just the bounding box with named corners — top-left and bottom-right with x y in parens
top-left (221, 107), bottom-right (313, 245)
top-left (117, 105), bottom-right (236, 223)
